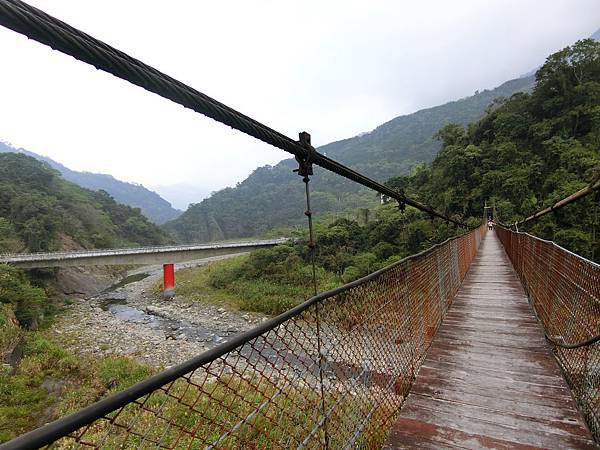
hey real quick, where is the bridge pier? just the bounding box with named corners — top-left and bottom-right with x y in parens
top-left (163, 263), bottom-right (175, 299)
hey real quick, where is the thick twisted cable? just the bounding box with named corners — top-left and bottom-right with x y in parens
top-left (0, 0), bottom-right (302, 157)
top-left (0, 0), bottom-right (468, 226)
top-left (546, 333), bottom-right (600, 349)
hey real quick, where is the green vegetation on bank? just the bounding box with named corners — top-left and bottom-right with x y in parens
top-left (172, 205), bottom-right (462, 316)
top-left (174, 250), bottom-right (337, 316)
top-left (0, 152), bottom-right (170, 254)
top-left (0, 331), bottom-right (152, 443)
top-left (0, 266), bottom-right (47, 330)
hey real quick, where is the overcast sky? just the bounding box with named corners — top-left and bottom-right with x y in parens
top-left (1, 1), bottom-right (599, 209)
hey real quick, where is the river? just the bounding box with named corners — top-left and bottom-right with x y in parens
top-left (49, 255), bottom-right (266, 369)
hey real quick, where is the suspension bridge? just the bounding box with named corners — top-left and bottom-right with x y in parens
top-left (0, 1), bottom-right (598, 449)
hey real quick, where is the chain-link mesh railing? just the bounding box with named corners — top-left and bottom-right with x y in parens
top-left (495, 226), bottom-right (600, 441)
top-left (4, 226), bottom-right (485, 450)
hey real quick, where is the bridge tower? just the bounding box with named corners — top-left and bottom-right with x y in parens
top-left (484, 200), bottom-right (496, 221)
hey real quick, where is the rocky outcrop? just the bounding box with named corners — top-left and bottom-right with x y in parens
top-left (56, 266), bottom-right (120, 296)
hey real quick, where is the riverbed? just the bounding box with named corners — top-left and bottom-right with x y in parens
top-left (49, 255), bottom-right (266, 369)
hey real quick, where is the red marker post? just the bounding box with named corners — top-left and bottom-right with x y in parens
top-left (163, 263), bottom-right (175, 299)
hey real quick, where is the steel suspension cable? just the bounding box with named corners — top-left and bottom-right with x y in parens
top-left (509, 177), bottom-right (600, 228)
top-left (524, 279), bottom-right (600, 349)
top-left (0, 0), bottom-right (469, 227)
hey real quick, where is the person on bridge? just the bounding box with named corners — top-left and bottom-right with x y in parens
top-left (487, 219), bottom-right (493, 230)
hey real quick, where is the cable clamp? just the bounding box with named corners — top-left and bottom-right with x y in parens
top-left (294, 131), bottom-right (315, 180)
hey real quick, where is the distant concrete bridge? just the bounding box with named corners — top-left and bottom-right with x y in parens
top-left (0, 238), bottom-right (288, 269)
top-left (0, 238), bottom-right (288, 298)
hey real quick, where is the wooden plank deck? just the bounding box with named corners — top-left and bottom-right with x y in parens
top-left (384, 231), bottom-right (596, 449)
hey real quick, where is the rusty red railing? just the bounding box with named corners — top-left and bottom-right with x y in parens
top-left (4, 226), bottom-right (485, 450)
top-left (496, 225), bottom-right (600, 441)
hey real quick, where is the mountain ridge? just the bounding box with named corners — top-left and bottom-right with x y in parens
top-left (165, 74), bottom-right (535, 242)
top-left (320, 76), bottom-right (535, 178)
top-left (0, 141), bottom-right (181, 225)
top-left (0, 152), bottom-right (169, 253)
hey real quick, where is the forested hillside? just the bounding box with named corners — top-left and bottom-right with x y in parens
top-left (0, 142), bottom-right (181, 225)
top-left (0, 153), bottom-right (170, 254)
top-left (321, 77), bottom-right (536, 178)
top-left (165, 76), bottom-right (534, 242)
top-left (391, 39), bottom-right (600, 259)
top-left (195, 38), bottom-right (600, 321)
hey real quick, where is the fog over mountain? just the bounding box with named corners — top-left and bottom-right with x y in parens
top-left (149, 183), bottom-right (213, 211)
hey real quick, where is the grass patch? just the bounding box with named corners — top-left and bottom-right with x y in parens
top-left (0, 332), bottom-right (153, 443)
top-left (159, 254), bottom-right (340, 316)
top-left (50, 374), bottom-right (397, 449)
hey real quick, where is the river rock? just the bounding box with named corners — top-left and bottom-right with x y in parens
top-left (49, 258), bottom-right (269, 369)
top-left (145, 305), bottom-right (164, 316)
top-left (41, 377), bottom-right (67, 394)
top-left (56, 266), bottom-right (117, 297)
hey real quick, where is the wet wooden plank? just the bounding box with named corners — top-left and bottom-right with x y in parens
top-left (384, 232), bottom-right (595, 449)
top-left (384, 418), bottom-right (592, 450)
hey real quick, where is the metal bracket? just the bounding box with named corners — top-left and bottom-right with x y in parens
top-left (294, 131), bottom-right (315, 180)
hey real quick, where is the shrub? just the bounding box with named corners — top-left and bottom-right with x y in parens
top-left (0, 265), bottom-right (47, 329)
top-left (207, 256), bottom-right (247, 289)
top-left (342, 266), bottom-right (361, 283)
top-left (554, 229), bottom-right (591, 259)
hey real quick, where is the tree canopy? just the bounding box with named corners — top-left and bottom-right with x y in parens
top-left (0, 153), bottom-right (170, 253)
top-left (391, 39), bottom-right (600, 258)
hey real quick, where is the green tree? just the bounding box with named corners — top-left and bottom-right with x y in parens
top-left (397, 39), bottom-right (600, 258)
top-left (0, 265), bottom-right (47, 329)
